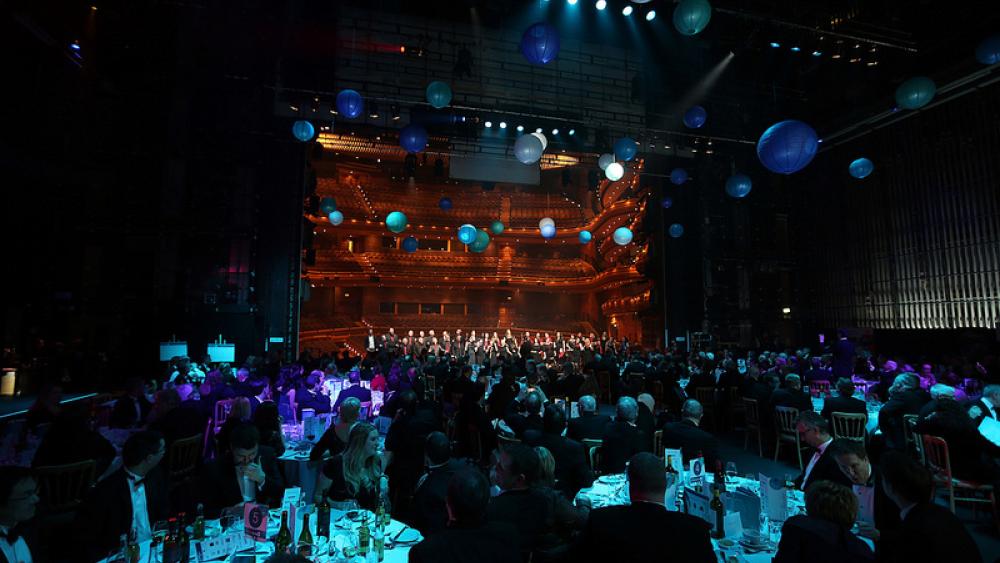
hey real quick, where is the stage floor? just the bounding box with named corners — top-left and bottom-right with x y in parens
top-left (0, 392), bottom-right (98, 420)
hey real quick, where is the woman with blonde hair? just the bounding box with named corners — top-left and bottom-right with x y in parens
top-left (316, 422), bottom-right (387, 509)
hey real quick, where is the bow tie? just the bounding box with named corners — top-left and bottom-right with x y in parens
top-left (0, 528), bottom-right (21, 543)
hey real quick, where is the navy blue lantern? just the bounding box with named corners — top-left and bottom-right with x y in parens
top-left (661, 196), bottom-right (674, 209)
top-left (335, 89), bottom-right (364, 119)
top-left (402, 236), bottom-right (419, 253)
top-left (683, 106), bottom-right (707, 129)
top-left (520, 23), bottom-right (560, 65)
top-left (292, 120), bottom-right (315, 142)
top-left (400, 124), bottom-right (428, 153)
top-left (670, 168), bottom-right (688, 185)
top-left (976, 34), bottom-right (1000, 65)
top-left (756, 120), bottom-right (819, 175)
top-left (724, 174), bottom-right (752, 198)
top-left (613, 137), bottom-right (638, 162)
top-left (849, 158), bottom-right (874, 179)
top-left (439, 197), bottom-right (453, 211)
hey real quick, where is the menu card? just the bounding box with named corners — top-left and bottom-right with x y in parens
top-left (978, 416), bottom-right (1000, 447)
top-left (726, 489), bottom-right (762, 531)
top-left (759, 474), bottom-right (787, 522)
top-left (684, 486), bottom-right (712, 526)
top-left (195, 532), bottom-right (254, 562)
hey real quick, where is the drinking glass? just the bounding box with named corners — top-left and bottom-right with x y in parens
top-left (725, 462), bottom-right (738, 483)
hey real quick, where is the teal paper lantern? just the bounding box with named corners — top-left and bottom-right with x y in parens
top-left (579, 230), bottom-right (592, 244)
top-left (328, 210), bottom-right (344, 226)
top-left (598, 153), bottom-right (615, 170)
top-left (669, 223), bottom-right (685, 238)
top-left (725, 174), bottom-right (752, 198)
top-left (402, 236), bottom-right (419, 253)
top-left (539, 217), bottom-right (555, 229)
top-left (426, 81), bottom-right (453, 109)
top-left (458, 224), bottom-right (478, 245)
top-left (613, 227), bottom-right (633, 246)
top-left (385, 211), bottom-right (408, 234)
top-left (673, 0), bottom-right (712, 36)
top-left (895, 77), bottom-right (936, 110)
top-left (849, 158), bottom-right (874, 179)
top-left (319, 197), bottom-right (337, 215)
top-left (292, 120), bottom-right (315, 142)
top-left (469, 229), bottom-right (490, 253)
top-left (490, 220), bottom-right (505, 235)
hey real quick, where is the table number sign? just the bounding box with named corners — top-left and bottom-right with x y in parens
top-left (244, 503), bottom-right (269, 541)
top-left (759, 474), bottom-right (788, 522)
top-left (688, 456), bottom-right (705, 487)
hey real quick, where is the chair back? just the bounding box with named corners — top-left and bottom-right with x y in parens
top-left (587, 444), bottom-right (603, 475)
top-left (922, 434), bottom-right (953, 482)
top-left (695, 387), bottom-right (716, 408)
top-left (581, 438), bottom-right (601, 471)
top-left (743, 398), bottom-right (760, 428)
top-left (653, 430), bottom-right (663, 458)
top-left (810, 380), bottom-right (832, 397)
top-left (213, 399), bottom-right (236, 434)
top-left (774, 406), bottom-right (800, 437)
top-left (35, 459), bottom-right (96, 514)
top-left (168, 434), bottom-right (202, 482)
top-left (830, 412), bottom-right (867, 442)
top-left (202, 416), bottom-right (215, 460)
top-left (652, 381), bottom-right (665, 409)
top-left (902, 414), bottom-right (920, 453)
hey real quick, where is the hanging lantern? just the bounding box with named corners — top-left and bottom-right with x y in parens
top-left (661, 196), bottom-right (674, 209)
top-left (319, 197), bottom-right (337, 215)
top-left (725, 174), bottom-right (753, 198)
top-left (514, 134), bottom-right (544, 164)
top-left (458, 224), bottom-right (478, 245)
top-left (598, 153), bottom-right (615, 170)
top-left (402, 236), bottom-right (419, 253)
top-left (756, 120), bottom-right (819, 174)
top-left (292, 120), bottom-right (315, 142)
top-left (400, 124), bottom-right (429, 153)
top-left (683, 106), bottom-right (707, 129)
top-left (895, 77), bottom-right (936, 110)
top-left (520, 22), bottom-right (560, 65)
top-left (605, 162), bottom-right (625, 181)
top-left (578, 230), bottom-right (593, 244)
top-left (540, 224), bottom-right (557, 239)
top-left (469, 229), bottom-right (491, 253)
top-left (670, 168), bottom-right (688, 185)
top-left (613, 137), bottom-right (638, 161)
top-left (673, 0), bottom-right (712, 36)
top-left (849, 158), bottom-right (874, 179)
top-left (490, 220), bottom-right (505, 235)
top-left (439, 197), bottom-right (453, 211)
top-left (531, 132), bottom-right (548, 151)
top-left (669, 223), bottom-right (685, 238)
top-left (328, 210), bottom-right (344, 226)
top-left (613, 227), bottom-right (633, 246)
top-left (385, 211), bottom-right (408, 234)
top-left (426, 81), bottom-right (453, 109)
top-left (975, 34), bottom-right (1000, 65)
top-left (335, 89), bottom-right (364, 119)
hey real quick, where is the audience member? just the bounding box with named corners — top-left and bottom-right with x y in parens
top-left (409, 432), bottom-right (466, 535)
top-left (310, 397), bottom-right (361, 461)
top-left (198, 423), bottom-right (284, 518)
top-left (566, 395), bottom-right (610, 442)
top-left (877, 373), bottom-right (931, 450)
top-left (110, 377), bottom-right (151, 428)
top-left (599, 396), bottom-right (648, 474)
top-left (0, 466), bottom-right (39, 563)
top-left (770, 374), bottom-right (814, 413)
top-left (32, 413), bottom-right (117, 477)
top-left (252, 401), bottom-right (286, 457)
top-left (773, 480), bottom-right (874, 563)
top-left (487, 444), bottom-right (556, 557)
top-left (661, 399), bottom-right (720, 469)
top-left (332, 370), bottom-right (371, 412)
top-left (317, 423), bottom-right (385, 510)
top-left (523, 405), bottom-right (593, 497)
top-left (828, 439), bottom-right (900, 548)
top-left (794, 412), bottom-right (851, 491)
top-left (820, 378), bottom-right (867, 426)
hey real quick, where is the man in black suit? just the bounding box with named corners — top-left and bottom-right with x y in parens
top-left (747, 373), bottom-right (780, 440)
top-left (828, 439), bottom-right (900, 551)
top-left (567, 395), bottom-right (610, 442)
top-left (661, 399), bottom-right (720, 469)
top-left (410, 470), bottom-right (520, 563)
top-left (770, 374), bottom-right (814, 413)
top-left (802, 356), bottom-right (832, 384)
top-left (410, 432), bottom-right (467, 536)
top-left (148, 388), bottom-right (208, 448)
top-left (487, 444), bottom-right (555, 556)
top-left (831, 329), bottom-right (856, 380)
top-left (599, 396), bottom-right (649, 474)
top-left (877, 373), bottom-right (931, 450)
top-left (573, 452), bottom-right (715, 563)
top-left (969, 384), bottom-right (1000, 425)
top-left (332, 370), bottom-right (372, 411)
top-left (879, 451), bottom-right (983, 563)
top-left (197, 423), bottom-right (284, 518)
top-left (74, 431), bottom-right (170, 562)
top-left (821, 378), bottom-right (867, 426)
top-left (504, 390), bottom-right (543, 440)
top-left (384, 390), bottom-right (440, 516)
top-left (0, 466), bottom-right (39, 563)
top-left (773, 480), bottom-right (875, 562)
top-left (794, 411), bottom-right (851, 491)
top-left (295, 371), bottom-right (332, 417)
top-left (524, 405), bottom-right (593, 497)
top-left (110, 377), bottom-right (152, 428)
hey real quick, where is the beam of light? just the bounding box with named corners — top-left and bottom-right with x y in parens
top-left (622, 5), bottom-right (633, 16)
top-left (790, 46), bottom-right (801, 52)
top-left (485, 121), bottom-right (492, 128)
top-left (673, 52), bottom-right (736, 117)
top-left (770, 42), bottom-right (781, 48)
top-left (516, 125), bottom-right (524, 132)
top-left (499, 121), bottom-right (507, 129)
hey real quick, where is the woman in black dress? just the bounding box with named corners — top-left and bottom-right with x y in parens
top-left (317, 422), bottom-right (387, 510)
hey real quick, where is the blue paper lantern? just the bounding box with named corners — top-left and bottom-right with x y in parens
top-left (514, 134), bottom-right (545, 164)
top-left (670, 168), bottom-right (688, 185)
top-left (683, 106), bottom-right (707, 129)
top-left (540, 224), bottom-right (556, 239)
top-left (895, 77), bottom-right (936, 110)
top-left (292, 120), bottom-right (315, 142)
top-left (426, 81), bottom-right (453, 109)
top-left (614, 137), bottom-right (638, 162)
top-left (319, 197), bottom-right (337, 215)
top-left (490, 221), bottom-right (505, 235)
top-left (385, 211), bottom-right (408, 234)
top-left (328, 210), bottom-right (344, 226)
top-left (756, 120), bottom-right (819, 175)
top-left (849, 158), bottom-right (874, 179)
top-left (470, 229), bottom-right (491, 253)
top-left (975, 34), bottom-right (1000, 65)
top-left (578, 230), bottom-right (592, 244)
top-left (402, 236), bottom-right (419, 253)
top-left (673, 0), bottom-right (712, 36)
top-left (613, 227), bottom-right (633, 246)
top-left (335, 89), bottom-right (364, 119)
top-left (669, 223), bottom-right (685, 238)
top-left (725, 174), bottom-right (753, 199)
top-left (661, 196), bottom-right (673, 209)
top-left (439, 197), bottom-right (453, 211)
top-left (458, 224), bottom-right (478, 245)
top-left (400, 124), bottom-right (428, 153)
top-left (520, 22), bottom-right (560, 65)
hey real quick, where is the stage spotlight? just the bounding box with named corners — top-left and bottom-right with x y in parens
top-left (595, 0), bottom-right (606, 10)
top-left (368, 102), bottom-right (380, 118)
top-left (622, 5), bottom-right (633, 16)
top-left (551, 128), bottom-right (559, 135)
top-left (516, 125), bottom-right (525, 132)
top-left (790, 46), bottom-right (801, 52)
top-left (769, 42), bottom-right (781, 48)
top-left (645, 9), bottom-right (656, 21)
top-left (536, 127), bottom-right (543, 133)
top-left (70, 40), bottom-right (81, 51)
top-left (568, 129), bottom-right (575, 136)
top-left (390, 104), bottom-right (400, 120)
top-left (499, 121), bottom-right (507, 129)
top-left (812, 50), bottom-right (822, 57)
top-left (567, 0), bottom-right (577, 4)
top-left (485, 121), bottom-right (492, 128)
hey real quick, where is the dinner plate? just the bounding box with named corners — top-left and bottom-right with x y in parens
top-left (596, 475), bottom-right (624, 484)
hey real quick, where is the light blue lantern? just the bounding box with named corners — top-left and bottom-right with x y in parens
top-left (458, 224), bottom-right (478, 245)
top-left (756, 120), bottom-right (819, 174)
top-left (670, 168), bottom-right (688, 185)
top-left (520, 22), bottom-right (560, 65)
top-left (683, 106), bottom-right (707, 129)
top-left (292, 120), bottom-right (315, 142)
top-left (335, 89), bottom-right (364, 119)
top-left (490, 221), bottom-right (505, 235)
top-left (385, 211), bottom-right (408, 234)
top-left (849, 158), bottom-right (874, 179)
top-left (514, 134), bottom-right (544, 164)
top-left (328, 210), bottom-right (344, 226)
top-left (400, 124), bottom-right (429, 153)
top-left (319, 197), bottom-right (337, 215)
top-left (725, 174), bottom-right (753, 198)
top-left (402, 236), bottom-right (419, 253)
top-left (578, 230), bottom-right (592, 244)
top-left (540, 224), bottom-right (556, 239)
top-left (673, 0), bottom-right (712, 36)
top-left (895, 77), bottom-right (936, 110)
top-left (669, 223), bottom-right (685, 238)
top-left (469, 229), bottom-right (491, 253)
top-left (613, 227), bottom-right (633, 246)
top-left (426, 81), bottom-right (453, 109)
top-left (614, 137), bottom-right (638, 162)
top-left (976, 34), bottom-right (1000, 65)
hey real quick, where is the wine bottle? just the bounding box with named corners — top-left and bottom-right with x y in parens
top-left (296, 512), bottom-right (314, 556)
top-left (274, 510), bottom-right (292, 555)
top-left (125, 529), bottom-right (141, 563)
top-left (714, 460), bottom-right (726, 493)
top-left (316, 497), bottom-right (331, 538)
top-left (710, 488), bottom-right (726, 539)
top-left (358, 514), bottom-right (370, 557)
top-left (162, 518), bottom-right (178, 563)
top-left (373, 516), bottom-right (385, 562)
top-left (177, 513), bottom-right (190, 563)
top-left (192, 504), bottom-right (205, 540)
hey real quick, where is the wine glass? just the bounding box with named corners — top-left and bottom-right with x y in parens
top-left (725, 462), bottom-right (738, 484)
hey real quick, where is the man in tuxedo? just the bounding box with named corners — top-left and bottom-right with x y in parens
top-left (295, 371), bottom-right (332, 417)
top-left (487, 444), bottom-right (555, 556)
top-left (410, 432), bottom-right (467, 536)
top-left (567, 395), bottom-right (611, 442)
top-left (523, 405), bottom-right (593, 497)
top-left (770, 374), bottom-right (814, 413)
top-left (599, 396), bottom-right (649, 474)
top-left (573, 452), bottom-right (715, 563)
top-left (410, 470), bottom-right (520, 563)
top-left (828, 439), bottom-right (900, 549)
top-left (197, 423), bottom-right (284, 518)
top-left (332, 370), bottom-right (372, 412)
top-left (970, 384), bottom-right (1000, 425)
top-left (0, 466), bottom-right (39, 563)
top-left (794, 411), bottom-right (851, 491)
top-left (802, 356), bottom-right (832, 384)
top-left (773, 480), bottom-right (875, 563)
top-left (877, 373), bottom-right (931, 450)
top-left (365, 328), bottom-right (378, 356)
top-left (110, 377), bottom-right (152, 428)
top-left (661, 399), bottom-right (720, 469)
top-left (917, 383), bottom-right (957, 420)
top-left (247, 377), bottom-right (272, 416)
top-left (74, 431), bottom-right (169, 562)
top-left (821, 378), bottom-right (867, 426)
top-left (831, 329), bottom-right (856, 380)
top-left (504, 390), bottom-right (543, 440)
top-left (879, 451), bottom-right (983, 563)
